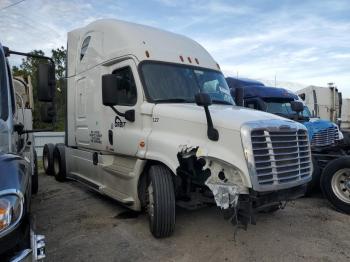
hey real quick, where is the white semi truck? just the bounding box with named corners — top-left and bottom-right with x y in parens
top-left (297, 83), bottom-right (341, 122)
top-left (42, 19), bottom-right (313, 238)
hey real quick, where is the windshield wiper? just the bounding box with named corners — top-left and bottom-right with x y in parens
top-left (153, 98), bottom-right (194, 103)
top-left (211, 100), bottom-right (233, 105)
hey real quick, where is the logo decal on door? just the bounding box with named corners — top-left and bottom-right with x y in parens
top-left (115, 116), bottom-right (126, 128)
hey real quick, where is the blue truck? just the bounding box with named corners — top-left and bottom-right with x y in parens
top-left (226, 77), bottom-right (350, 214)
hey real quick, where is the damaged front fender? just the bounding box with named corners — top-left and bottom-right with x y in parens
top-left (202, 157), bottom-right (248, 209)
top-left (177, 145), bottom-right (248, 209)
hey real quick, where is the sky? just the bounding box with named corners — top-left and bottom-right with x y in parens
top-left (1, 0), bottom-right (349, 96)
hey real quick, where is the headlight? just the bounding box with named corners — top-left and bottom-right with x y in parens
top-left (0, 190), bottom-right (24, 236)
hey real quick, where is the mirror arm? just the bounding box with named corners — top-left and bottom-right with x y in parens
top-left (22, 128), bottom-right (54, 134)
top-left (204, 106), bottom-right (219, 141)
top-left (4, 47), bottom-right (54, 64)
top-left (109, 106), bottom-right (135, 122)
top-left (110, 106), bottom-right (126, 118)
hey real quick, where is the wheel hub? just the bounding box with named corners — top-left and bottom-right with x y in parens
top-left (331, 168), bottom-right (350, 204)
top-left (345, 180), bottom-right (350, 191)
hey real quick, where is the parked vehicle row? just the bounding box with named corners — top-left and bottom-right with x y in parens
top-left (226, 77), bottom-right (350, 214)
top-left (1, 18), bottom-right (348, 261)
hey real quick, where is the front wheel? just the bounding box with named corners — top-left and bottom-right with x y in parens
top-left (146, 165), bottom-right (175, 238)
top-left (320, 157), bottom-right (350, 214)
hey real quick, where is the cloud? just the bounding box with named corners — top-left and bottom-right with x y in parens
top-left (1, 0), bottom-right (349, 97)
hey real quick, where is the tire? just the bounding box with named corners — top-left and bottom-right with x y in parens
top-left (305, 157), bottom-right (322, 196)
top-left (32, 150), bottom-right (39, 194)
top-left (146, 165), bottom-right (175, 238)
top-left (53, 144), bottom-right (66, 182)
top-left (320, 157), bottom-right (350, 214)
top-left (43, 143), bottom-right (54, 175)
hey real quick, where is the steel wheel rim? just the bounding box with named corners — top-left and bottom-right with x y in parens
top-left (43, 154), bottom-right (48, 170)
top-left (147, 183), bottom-right (154, 222)
top-left (54, 157), bottom-right (60, 176)
top-left (331, 168), bottom-right (350, 204)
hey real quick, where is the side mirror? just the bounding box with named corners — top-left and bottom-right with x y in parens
top-left (291, 101), bottom-right (304, 113)
top-left (195, 93), bottom-right (212, 106)
top-left (37, 63), bottom-right (55, 102)
top-left (102, 74), bottom-right (119, 106)
top-left (40, 102), bottom-right (56, 123)
top-left (235, 87), bottom-right (244, 106)
top-left (102, 74), bottom-right (135, 122)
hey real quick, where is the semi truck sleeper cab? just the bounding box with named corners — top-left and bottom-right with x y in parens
top-left (42, 19), bottom-right (312, 238)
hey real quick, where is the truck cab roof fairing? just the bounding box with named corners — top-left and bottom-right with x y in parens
top-left (67, 19), bottom-right (220, 77)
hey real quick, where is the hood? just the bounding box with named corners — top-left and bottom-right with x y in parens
top-left (153, 103), bottom-right (293, 131)
top-left (0, 153), bottom-right (29, 192)
top-left (302, 118), bottom-right (336, 140)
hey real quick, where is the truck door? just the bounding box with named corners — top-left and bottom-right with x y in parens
top-left (100, 60), bottom-right (144, 197)
top-left (107, 60), bottom-right (143, 156)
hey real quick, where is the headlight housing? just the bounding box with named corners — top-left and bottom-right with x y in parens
top-left (0, 190), bottom-right (24, 237)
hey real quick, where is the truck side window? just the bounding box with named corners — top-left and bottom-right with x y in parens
top-left (112, 67), bottom-right (137, 106)
top-left (80, 36), bottom-right (91, 61)
top-left (6, 63), bottom-right (15, 115)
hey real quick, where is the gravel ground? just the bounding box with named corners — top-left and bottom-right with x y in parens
top-left (32, 172), bottom-right (350, 262)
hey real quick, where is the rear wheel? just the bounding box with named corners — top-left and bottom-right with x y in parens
top-left (43, 143), bottom-right (54, 175)
top-left (146, 165), bottom-right (175, 238)
top-left (32, 150), bottom-right (39, 194)
top-left (320, 157), bottom-right (350, 214)
top-left (53, 144), bottom-right (66, 182)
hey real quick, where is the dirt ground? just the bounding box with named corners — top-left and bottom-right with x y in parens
top-left (32, 172), bottom-right (350, 262)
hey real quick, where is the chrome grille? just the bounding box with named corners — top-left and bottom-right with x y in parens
top-left (251, 129), bottom-right (311, 186)
top-left (311, 126), bottom-right (339, 147)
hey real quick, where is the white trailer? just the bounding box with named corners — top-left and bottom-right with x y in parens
top-left (42, 19), bottom-right (312, 238)
top-left (297, 84), bottom-right (341, 122)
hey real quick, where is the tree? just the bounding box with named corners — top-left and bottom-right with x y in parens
top-left (12, 47), bottom-right (67, 131)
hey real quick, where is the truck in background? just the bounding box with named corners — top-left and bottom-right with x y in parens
top-left (296, 83), bottom-right (341, 123)
top-left (0, 43), bottom-right (47, 261)
top-left (227, 77), bottom-right (350, 214)
top-left (41, 19), bottom-right (312, 238)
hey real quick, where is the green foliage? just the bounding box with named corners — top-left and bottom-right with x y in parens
top-left (12, 47), bottom-right (67, 131)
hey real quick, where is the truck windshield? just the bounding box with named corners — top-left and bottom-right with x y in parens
top-left (140, 62), bottom-right (234, 105)
top-left (265, 101), bottom-right (311, 118)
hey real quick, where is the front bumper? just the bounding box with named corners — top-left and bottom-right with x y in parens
top-left (10, 230), bottom-right (45, 262)
top-left (250, 184), bottom-right (307, 210)
top-left (0, 215), bottom-right (45, 262)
